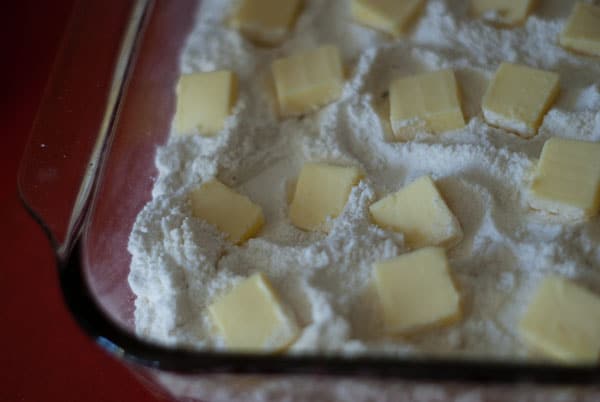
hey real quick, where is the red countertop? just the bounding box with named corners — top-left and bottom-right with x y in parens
top-left (2, 1), bottom-right (162, 401)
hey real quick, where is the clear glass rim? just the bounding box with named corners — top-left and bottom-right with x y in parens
top-left (51, 238), bottom-right (600, 384)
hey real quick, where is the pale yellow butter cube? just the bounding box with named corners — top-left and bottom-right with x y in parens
top-left (271, 45), bottom-right (344, 117)
top-left (482, 62), bottom-right (559, 138)
top-left (289, 163), bottom-right (362, 231)
top-left (559, 2), bottom-right (600, 57)
top-left (374, 247), bottom-right (461, 335)
top-left (174, 70), bottom-right (237, 136)
top-left (519, 276), bottom-right (600, 363)
top-left (208, 273), bottom-right (299, 352)
top-left (529, 138), bottom-right (600, 220)
top-left (230, 0), bottom-right (302, 45)
top-left (389, 69), bottom-right (465, 141)
top-left (189, 179), bottom-right (264, 244)
top-left (369, 176), bottom-right (463, 249)
top-left (351, 0), bottom-right (424, 37)
top-left (471, 0), bottom-right (536, 25)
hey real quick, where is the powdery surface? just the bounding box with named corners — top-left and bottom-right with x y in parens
top-left (128, 0), bottom-right (600, 359)
top-left (155, 372), bottom-right (600, 402)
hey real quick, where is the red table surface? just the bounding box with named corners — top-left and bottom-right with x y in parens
top-left (2, 2), bottom-right (162, 401)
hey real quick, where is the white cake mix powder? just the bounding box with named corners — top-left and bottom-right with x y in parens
top-left (128, 0), bottom-right (600, 358)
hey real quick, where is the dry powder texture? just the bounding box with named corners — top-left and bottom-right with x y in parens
top-left (128, 0), bottom-right (600, 359)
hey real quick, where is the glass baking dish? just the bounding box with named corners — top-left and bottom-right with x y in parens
top-left (18, 0), bottom-right (600, 400)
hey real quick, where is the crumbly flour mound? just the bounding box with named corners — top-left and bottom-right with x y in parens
top-left (128, 0), bottom-right (600, 358)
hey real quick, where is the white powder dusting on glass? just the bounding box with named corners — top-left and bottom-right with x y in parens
top-left (128, 0), bottom-right (600, 358)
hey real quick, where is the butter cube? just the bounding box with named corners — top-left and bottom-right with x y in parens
top-left (351, 0), bottom-right (424, 37)
top-left (230, 0), bottom-right (302, 45)
top-left (471, 0), bottom-right (536, 25)
top-left (374, 247), bottom-right (461, 335)
top-left (389, 69), bottom-right (465, 140)
top-left (529, 138), bottom-right (600, 220)
top-left (519, 276), bottom-right (600, 363)
top-left (189, 179), bottom-right (264, 244)
top-left (209, 273), bottom-right (299, 352)
top-left (289, 163), bottom-right (362, 231)
top-left (174, 70), bottom-right (237, 136)
top-left (559, 2), bottom-right (600, 57)
top-left (272, 45), bottom-right (344, 117)
top-left (482, 62), bottom-right (560, 138)
top-left (369, 176), bottom-right (463, 249)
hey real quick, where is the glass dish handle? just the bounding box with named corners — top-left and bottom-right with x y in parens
top-left (17, 0), bottom-right (151, 260)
